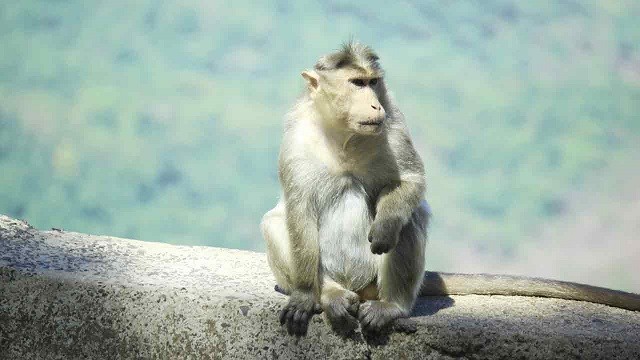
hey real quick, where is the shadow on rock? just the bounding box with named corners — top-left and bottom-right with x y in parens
top-left (411, 296), bottom-right (455, 317)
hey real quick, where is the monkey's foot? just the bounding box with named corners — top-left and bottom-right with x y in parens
top-left (357, 300), bottom-right (403, 332)
top-left (279, 291), bottom-right (322, 337)
top-left (323, 290), bottom-right (360, 337)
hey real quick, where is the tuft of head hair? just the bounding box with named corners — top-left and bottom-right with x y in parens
top-left (314, 42), bottom-right (383, 74)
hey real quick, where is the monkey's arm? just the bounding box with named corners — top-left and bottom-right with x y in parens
top-left (374, 179), bottom-right (425, 226)
top-left (369, 129), bottom-right (426, 254)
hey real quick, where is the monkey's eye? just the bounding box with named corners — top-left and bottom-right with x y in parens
top-left (369, 78), bottom-right (378, 86)
top-left (350, 79), bottom-right (366, 87)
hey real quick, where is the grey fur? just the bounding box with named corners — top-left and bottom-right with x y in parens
top-left (314, 41), bottom-right (382, 73)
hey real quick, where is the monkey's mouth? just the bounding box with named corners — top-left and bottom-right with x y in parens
top-left (359, 120), bottom-right (383, 126)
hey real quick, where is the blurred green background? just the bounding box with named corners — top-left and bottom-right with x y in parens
top-left (1, 1), bottom-right (639, 292)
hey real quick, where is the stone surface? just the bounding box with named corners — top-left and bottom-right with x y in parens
top-left (1, 214), bottom-right (639, 359)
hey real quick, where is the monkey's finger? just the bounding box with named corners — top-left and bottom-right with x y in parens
top-left (293, 310), bottom-right (307, 336)
top-left (279, 308), bottom-right (288, 325)
top-left (347, 301), bottom-right (360, 315)
top-left (357, 310), bottom-right (367, 324)
top-left (293, 309), bottom-right (303, 322)
top-left (361, 311), bottom-right (376, 328)
top-left (300, 312), bottom-right (310, 336)
top-left (370, 317), bottom-right (384, 331)
top-left (292, 309), bottom-right (303, 336)
top-left (286, 310), bottom-right (296, 335)
top-left (357, 307), bottom-right (366, 321)
top-left (300, 311), bottom-right (310, 324)
top-left (330, 305), bottom-right (348, 320)
top-left (370, 243), bottom-right (382, 254)
top-left (365, 319), bottom-right (380, 332)
top-left (286, 319), bottom-right (295, 335)
top-left (360, 317), bottom-right (373, 330)
top-left (346, 314), bottom-right (359, 331)
top-left (298, 323), bottom-right (308, 337)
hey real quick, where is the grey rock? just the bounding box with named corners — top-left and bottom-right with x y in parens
top-left (1, 214), bottom-right (639, 359)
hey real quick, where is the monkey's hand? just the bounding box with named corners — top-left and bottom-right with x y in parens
top-left (279, 290), bottom-right (322, 336)
top-left (368, 217), bottom-right (402, 254)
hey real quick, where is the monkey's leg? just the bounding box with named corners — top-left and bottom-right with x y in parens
top-left (321, 277), bottom-right (360, 336)
top-left (359, 201), bottom-right (429, 332)
top-left (262, 200), bottom-right (322, 336)
top-left (261, 200), bottom-right (293, 294)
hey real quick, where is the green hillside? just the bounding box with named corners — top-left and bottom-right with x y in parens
top-left (1, 1), bottom-right (639, 289)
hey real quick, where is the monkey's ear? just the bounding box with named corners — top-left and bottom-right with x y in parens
top-left (301, 70), bottom-right (320, 91)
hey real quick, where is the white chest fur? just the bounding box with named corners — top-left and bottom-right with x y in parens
top-left (295, 119), bottom-right (384, 178)
top-left (318, 184), bottom-right (378, 291)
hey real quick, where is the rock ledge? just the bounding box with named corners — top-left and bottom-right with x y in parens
top-left (1, 215), bottom-right (639, 359)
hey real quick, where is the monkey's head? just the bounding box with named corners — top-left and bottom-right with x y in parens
top-left (302, 42), bottom-right (389, 136)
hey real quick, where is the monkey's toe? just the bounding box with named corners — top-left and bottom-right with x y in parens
top-left (323, 291), bottom-right (360, 336)
top-left (282, 307), bottom-right (312, 336)
top-left (326, 306), bottom-right (359, 336)
top-left (327, 312), bottom-right (359, 337)
top-left (294, 310), bottom-right (311, 336)
top-left (280, 292), bottom-right (320, 336)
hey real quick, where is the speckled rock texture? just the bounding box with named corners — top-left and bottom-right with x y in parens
top-left (1, 214), bottom-right (639, 360)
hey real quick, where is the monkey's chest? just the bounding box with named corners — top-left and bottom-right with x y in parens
top-left (317, 185), bottom-right (378, 291)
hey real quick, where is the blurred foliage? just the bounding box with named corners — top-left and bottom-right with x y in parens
top-left (0, 1), bottom-right (639, 273)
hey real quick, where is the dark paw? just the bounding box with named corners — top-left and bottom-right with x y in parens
top-left (368, 218), bottom-right (402, 254)
top-left (324, 293), bottom-right (360, 336)
top-left (370, 238), bottom-right (394, 255)
top-left (279, 291), bottom-right (322, 337)
top-left (358, 300), bottom-right (403, 332)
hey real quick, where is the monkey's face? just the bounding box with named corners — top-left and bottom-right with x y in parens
top-left (342, 76), bottom-right (387, 136)
top-left (303, 70), bottom-right (387, 136)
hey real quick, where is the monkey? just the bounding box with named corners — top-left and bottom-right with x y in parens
top-left (261, 42), bottom-right (429, 337)
top-left (261, 42), bottom-right (640, 337)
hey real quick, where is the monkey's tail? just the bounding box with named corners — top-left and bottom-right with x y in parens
top-left (420, 271), bottom-right (640, 312)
